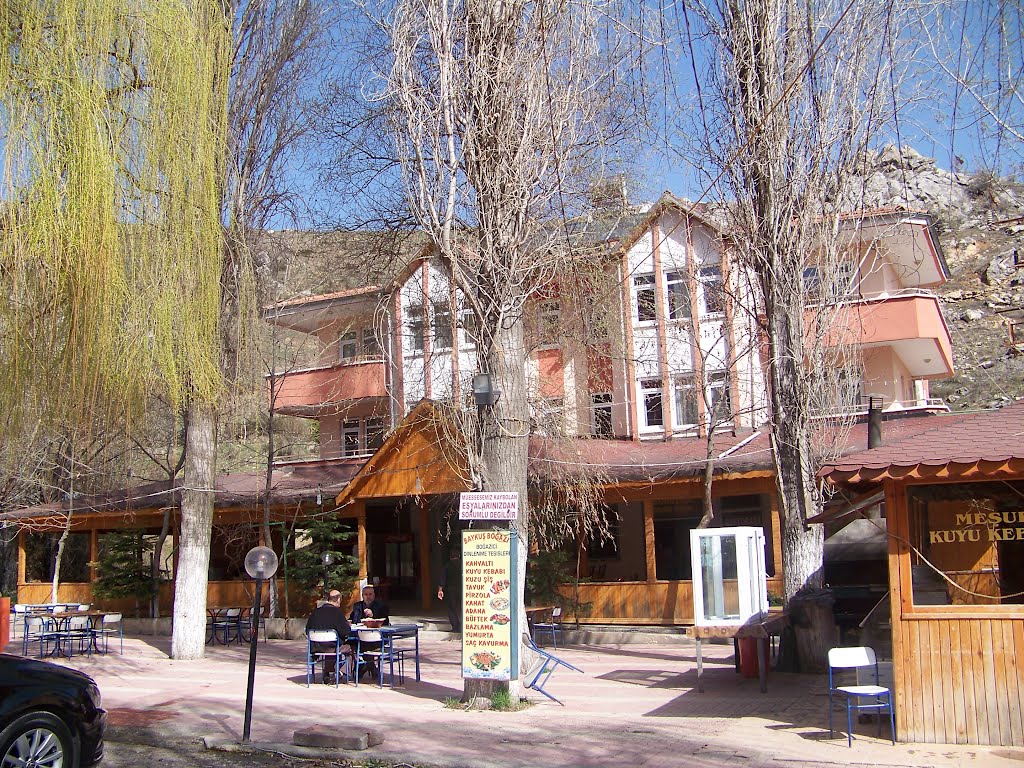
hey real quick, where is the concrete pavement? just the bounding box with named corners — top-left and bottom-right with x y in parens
top-left (35, 630), bottom-right (1024, 767)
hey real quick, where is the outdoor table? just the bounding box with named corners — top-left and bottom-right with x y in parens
top-left (349, 623), bottom-right (421, 686)
top-left (689, 612), bottom-right (788, 694)
top-left (35, 611), bottom-right (111, 657)
top-left (206, 607), bottom-right (248, 645)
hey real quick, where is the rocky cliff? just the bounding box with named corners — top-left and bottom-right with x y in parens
top-left (850, 146), bottom-right (1024, 411)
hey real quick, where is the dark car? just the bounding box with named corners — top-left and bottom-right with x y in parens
top-left (0, 652), bottom-right (106, 767)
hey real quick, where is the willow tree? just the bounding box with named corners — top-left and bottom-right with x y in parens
top-left (1, 0), bottom-right (231, 659)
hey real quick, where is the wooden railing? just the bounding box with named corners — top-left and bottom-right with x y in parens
top-left (561, 577), bottom-right (784, 625)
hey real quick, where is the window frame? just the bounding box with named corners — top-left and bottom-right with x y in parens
top-left (633, 273), bottom-right (657, 323)
top-left (640, 377), bottom-right (664, 428)
top-left (666, 270), bottom-right (692, 322)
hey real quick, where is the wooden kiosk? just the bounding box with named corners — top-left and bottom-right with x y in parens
top-left (820, 401), bottom-right (1024, 746)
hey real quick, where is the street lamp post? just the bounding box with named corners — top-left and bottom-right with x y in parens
top-left (241, 546), bottom-right (279, 743)
top-left (321, 551), bottom-right (334, 601)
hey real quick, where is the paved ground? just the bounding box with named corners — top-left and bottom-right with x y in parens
top-left (25, 632), bottom-right (1024, 767)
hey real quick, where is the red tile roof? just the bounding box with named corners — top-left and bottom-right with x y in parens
top-left (821, 399), bottom-right (1024, 479)
top-left (0, 460), bottom-right (364, 520)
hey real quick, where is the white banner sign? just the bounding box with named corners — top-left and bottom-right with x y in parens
top-left (459, 491), bottom-right (519, 520)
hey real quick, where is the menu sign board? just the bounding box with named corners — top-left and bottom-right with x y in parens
top-left (459, 491), bottom-right (519, 521)
top-left (461, 529), bottom-right (518, 681)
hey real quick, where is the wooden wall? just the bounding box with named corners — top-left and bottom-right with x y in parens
top-left (888, 478), bottom-right (1024, 746)
top-left (16, 580), bottom-right (317, 618)
top-left (569, 576), bottom-right (784, 625)
top-left (892, 616), bottom-right (1023, 745)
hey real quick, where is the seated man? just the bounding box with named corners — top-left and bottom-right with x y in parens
top-left (349, 584), bottom-right (390, 625)
top-left (349, 585), bottom-right (389, 680)
top-left (305, 590), bottom-right (352, 684)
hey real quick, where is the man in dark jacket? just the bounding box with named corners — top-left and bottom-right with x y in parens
top-left (349, 585), bottom-right (390, 625)
top-left (306, 590), bottom-right (351, 684)
top-left (436, 548), bottom-right (462, 633)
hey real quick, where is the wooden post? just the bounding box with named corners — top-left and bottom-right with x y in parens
top-left (418, 498), bottom-right (430, 610)
top-left (643, 501), bottom-right (656, 582)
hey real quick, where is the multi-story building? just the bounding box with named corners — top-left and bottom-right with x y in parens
top-left (6, 194), bottom-right (953, 624)
top-left (263, 194), bottom-right (953, 620)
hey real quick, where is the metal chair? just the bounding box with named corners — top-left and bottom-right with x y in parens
top-left (828, 646), bottom-right (895, 747)
top-left (306, 629), bottom-right (348, 687)
top-left (523, 633), bottom-right (583, 705)
top-left (532, 606), bottom-right (563, 647)
top-left (94, 613), bottom-right (123, 655)
top-left (63, 615), bottom-right (94, 657)
top-left (211, 607), bottom-right (243, 644)
top-left (356, 629), bottom-right (404, 688)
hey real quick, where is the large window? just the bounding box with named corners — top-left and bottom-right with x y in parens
top-left (634, 273), bottom-right (657, 322)
top-left (362, 327), bottom-right (381, 357)
top-left (591, 392), bottom-right (613, 438)
top-left (24, 532), bottom-right (90, 583)
top-left (432, 301), bottom-right (453, 350)
top-left (406, 303), bottom-right (425, 353)
top-left (907, 480), bottom-right (1024, 606)
top-left (707, 371), bottom-right (732, 424)
top-left (342, 421), bottom-right (361, 457)
top-left (653, 501), bottom-right (701, 580)
top-left (640, 378), bottom-right (663, 428)
top-left (366, 418), bottom-right (386, 452)
top-left (537, 300), bottom-right (561, 344)
top-left (586, 507), bottom-right (620, 560)
top-left (340, 331), bottom-right (359, 361)
top-left (666, 270), bottom-right (691, 321)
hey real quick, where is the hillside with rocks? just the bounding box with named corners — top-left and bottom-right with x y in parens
top-left (849, 146), bottom-right (1024, 411)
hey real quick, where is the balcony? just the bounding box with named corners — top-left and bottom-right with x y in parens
top-left (817, 292), bottom-right (954, 378)
top-left (269, 359), bottom-right (387, 417)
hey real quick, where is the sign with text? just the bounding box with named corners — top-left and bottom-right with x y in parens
top-left (459, 491), bottom-right (519, 520)
top-left (461, 529), bottom-right (518, 681)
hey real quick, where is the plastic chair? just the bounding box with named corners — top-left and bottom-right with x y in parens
top-left (533, 606), bottom-right (563, 648)
top-left (95, 613), bottom-right (123, 655)
top-left (356, 629), bottom-right (404, 688)
top-left (12, 604), bottom-right (28, 640)
top-left (306, 630), bottom-right (348, 687)
top-left (828, 646), bottom-right (895, 747)
top-left (242, 606), bottom-right (267, 643)
top-left (63, 615), bottom-right (93, 657)
top-left (212, 607), bottom-right (243, 644)
top-left (523, 633), bottom-right (583, 705)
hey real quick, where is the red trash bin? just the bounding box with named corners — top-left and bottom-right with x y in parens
top-left (0, 597), bottom-right (9, 653)
top-left (737, 637), bottom-right (760, 678)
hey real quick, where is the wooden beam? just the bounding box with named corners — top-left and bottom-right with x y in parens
top-left (356, 500), bottom-right (367, 580)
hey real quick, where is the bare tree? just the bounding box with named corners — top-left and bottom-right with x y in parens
top-left (364, 0), bottom-right (645, 695)
top-left (673, 0), bottom-right (914, 667)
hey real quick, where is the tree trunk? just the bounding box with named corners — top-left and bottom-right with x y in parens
top-left (171, 400), bottom-right (217, 659)
top-left (467, 313), bottom-right (530, 700)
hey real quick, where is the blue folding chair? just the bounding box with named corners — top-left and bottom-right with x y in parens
top-left (523, 633), bottom-right (582, 705)
top-left (532, 606), bottom-right (563, 647)
top-left (828, 646), bottom-right (895, 747)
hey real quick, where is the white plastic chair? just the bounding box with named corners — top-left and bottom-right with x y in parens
top-left (828, 646), bottom-right (895, 747)
top-left (356, 629), bottom-right (404, 688)
top-left (306, 629), bottom-right (348, 687)
top-left (95, 613), bottom-right (123, 654)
